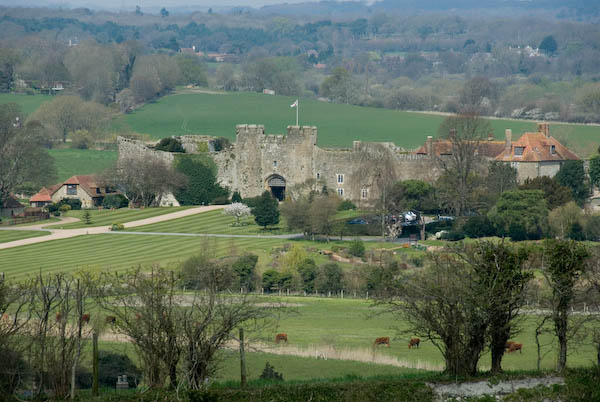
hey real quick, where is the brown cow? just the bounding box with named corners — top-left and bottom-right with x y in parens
top-left (275, 333), bottom-right (288, 344)
top-left (82, 313), bottom-right (90, 323)
top-left (505, 341), bottom-right (515, 350)
top-left (507, 342), bottom-right (523, 354)
top-left (373, 337), bottom-right (390, 348)
top-left (408, 338), bottom-right (420, 349)
top-left (56, 312), bottom-right (63, 322)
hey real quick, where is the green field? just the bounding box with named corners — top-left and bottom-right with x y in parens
top-left (0, 230), bottom-right (49, 243)
top-left (0, 92), bottom-right (52, 115)
top-left (47, 206), bottom-right (192, 229)
top-left (0, 234), bottom-right (287, 281)
top-left (47, 148), bottom-right (117, 182)
top-left (117, 91), bottom-right (600, 152)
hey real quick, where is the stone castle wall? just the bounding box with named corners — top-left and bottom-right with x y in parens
top-left (117, 126), bottom-right (446, 204)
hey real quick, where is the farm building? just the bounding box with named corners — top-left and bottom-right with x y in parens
top-left (30, 175), bottom-right (116, 209)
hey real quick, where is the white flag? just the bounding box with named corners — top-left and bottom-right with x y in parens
top-left (290, 100), bottom-right (298, 108)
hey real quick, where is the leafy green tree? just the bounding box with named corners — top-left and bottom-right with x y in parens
top-left (489, 190), bottom-right (548, 239)
top-left (252, 191), bottom-right (280, 229)
top-left (463, 216), bottom-right (496, 238)
top-left (242, 57), bottom-right (300, 96)
top-left (320, 67), bottom-right (357, 104)
top-left (298, 258), bottom-right (317, 293)
top-left (393, 180), bottom-right (436, 212)
top-left (174, 54), bottom-right (208, 87)
top-left (174, 155), bottom-right (228, 205)
top-left (589, 155), bottom-right (600, 189)
top-left (520, 176), bottom-right (573, 209)
top-left (463, 241), bottom-right (532, 374)
top-left (155, 137), bottom-right (185, 153)
top-left (232, 254), bottom-right (258, 292)
top-left (316, 263), bottom-right (343, 294)
top-left (231, 191), bottom-right (242, 203)
top-left (0, 46), bottom-right (18, 92)
top-left (539, 35), bottom-right (558, 55)
top-left (555, 160), bottom-right (589, 206)
top-left (544, 239), bottom-right (589, 372)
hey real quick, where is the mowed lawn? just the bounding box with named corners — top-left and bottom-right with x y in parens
top-left (0, 234), bottom-right (286, 281)
top-left (0, 230), bottom-right (49, 244)
top-left (46, 206), bottom-right (193, 229)
top-left (47, 149), bottom-right (117, 182)
top-left (118, 91), bottom-right (600, 151)
top-left (129, 208), bottom-right (289, 235)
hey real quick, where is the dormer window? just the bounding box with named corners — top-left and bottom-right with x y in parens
top-left (514, 147), bottom-right (525, 156)
top-left (551, 145), bottom-right (556, 155)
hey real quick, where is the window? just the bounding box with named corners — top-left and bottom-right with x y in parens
top-left (67, 184), bottom-right (77, 195)
top-left (316, 173), bottom-right (320, 179)
top-left (337, 188), bottom-right (344, 197)
top-left (514, 147), bottom-right (525, 156)
top-left (361, 188), bottom-right (368, 199)
top-left (551, 145), bottom-right (556, 155)
top-left (273, 160), bottom-right (277, 167)
top-left (337, 174), bottom-right (344, 184)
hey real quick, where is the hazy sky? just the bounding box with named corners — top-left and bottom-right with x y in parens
top-left (3, 0), bottom-right (346, 10)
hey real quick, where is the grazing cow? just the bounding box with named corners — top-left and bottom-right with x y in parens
top-left (82, 313), bottom-right (90, 323)
top-left (373, 337), bottom-right (390, 348)
top-left (505, 341), bottom-right (515, 350)
top-left (56, 312), bottom-right (63, 322)
top-left (508, 342), bottom-right (523, 354)
top-left (275, 333), bottom-right (288, 344)
top-left (408, 338), bottom-right (420, 349)
top-left (106, 316), bottom-right (116, 324)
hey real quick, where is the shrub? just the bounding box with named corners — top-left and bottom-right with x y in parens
top-left (211, 195), bottom-right (230, 205)
top-left (231, 191), bottom-right (242, 203)
top-left (509, 222), bottom-right (528, 241)
top-left (60, 198), bottom-right (82, 210)
top-left (110, 223), bottom-right (125, 231)
top-left (58, 204), bottom-right (71, 213)
top-left (348, 239), bottom-right (365, 257)
top-left (259, 362), bottom-right (283, 382)
top-left (155, 137), bottom-right (185, 153)
top-left (242, 196), bottom-right (262, 209)
top-left (442, 229), bottom-right (465, 241)
top-left (71, 129), bottom-right (94, 149)
top-left (102, 194), bottom-right (129, 209)
top-left (232, 254), bottom-right (258, 292)
top-left (262, 269), bottom-right (280, 292)
top-left (53, 210), bottom-right (61, 217)
top-left (463, 216), bottom-right (496, 238)
top-left (337, 200), bottom-right (356, 211)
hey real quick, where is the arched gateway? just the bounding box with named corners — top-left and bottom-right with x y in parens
top-left (266, 175), bottom-right (286, 201)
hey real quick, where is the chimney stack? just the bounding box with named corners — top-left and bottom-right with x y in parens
top-left (537, 123), bottom-right (550, 137)
top-left (426, 136), bottom-right (433, 157)
top-left (504, 129), bottom-right (512, 152)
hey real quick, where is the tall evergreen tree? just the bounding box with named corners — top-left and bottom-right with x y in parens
top-left (252, 191), bottom-right (280, 229)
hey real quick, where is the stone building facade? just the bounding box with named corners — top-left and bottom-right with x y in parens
top-left (117, 122), bottom-right (579, 205)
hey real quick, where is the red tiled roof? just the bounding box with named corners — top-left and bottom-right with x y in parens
top-left (2, 194), bottom-right (24, 209)
top-left (495, 132), bottom-right (579, 162)
top-left (30, 187), bottom-right (53, 202)
top-left (415, 139), bottom-right (506, 158)
top-left (60, 175), bottom-right (102, 198)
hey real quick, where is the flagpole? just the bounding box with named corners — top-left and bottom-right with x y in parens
top-left (296, 99), bottom-right (299, 126)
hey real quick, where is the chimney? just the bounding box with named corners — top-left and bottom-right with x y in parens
top-left (504, 129), bottom-right (512, 152)
top-left (537, 123), bottom-right (550, 137)
top-left (192, 45), bottom-right (196, 52)
top-left (426, 136), bottom-right (433, 157)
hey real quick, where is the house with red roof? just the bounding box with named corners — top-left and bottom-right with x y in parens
top-left (30, 175), bottom-right (115, 209)
top-left (495, 123), bottom-right (579, 182)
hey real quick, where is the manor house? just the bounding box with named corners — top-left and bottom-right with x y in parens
top-left (117, 122), bottom-right (578, 205)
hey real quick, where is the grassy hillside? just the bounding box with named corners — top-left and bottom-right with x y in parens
top-left (47, 149), bottom-right (117, 182)
top-left (0, 93), bottom-right (52, 115)
top-left (118, 90), bottom-right (600, 153)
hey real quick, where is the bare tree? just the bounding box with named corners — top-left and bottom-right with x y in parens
top-left (105, 154), bottom-right (185, 207)
top-left (436, 113), bottom-right (491, 216)
top-left (0, 103), bottom-right (56, 203)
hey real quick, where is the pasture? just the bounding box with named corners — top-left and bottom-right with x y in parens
top-left (0, 92), bottom-right (52, 115)
top-left (47, 149), bottom-right (117, 182)
top-left (118, 90), bottom-right (600, 153)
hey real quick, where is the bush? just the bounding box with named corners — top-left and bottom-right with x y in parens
top-left (231, 191), bottom-right (242, 203)
top-left (71, 129), bottom-right (94, 149)
top-left (508, 222), bottom-right (528, 241)
top-left (442, 229), bottom-right (465, 241)
top-left (213, 137), bottom-right (231, 152)
top-left (211, 195), bottom-right (230, 205)
top-left (155, 137), bottom-right (185, 153)
top-left (348, 239), bottom-right (365, 257)
top-left (58, 204), bottom-right (71, 213)
top-left (53, 210), bottom-right (61, 217)
top-left (60, 198), bottom-right (82, 210)
top-left (259, 362), bottom-right (283, 382)
top-left (175, 155), bottom-right (229, 205)
top-left (337, 200), bottom-right (356, 211)
top-left (463, 216), bottom-right (496, 238)
top-left (102, 194), bottom-right (129, 209)
top-left (242, 196), bottom-right (262, 209)
top-left (232, 254), bottom-right (258, 292)
top-left (262, 269), bottom-right (280, 292)
top-left (110, 223), bottom-right (125, 231)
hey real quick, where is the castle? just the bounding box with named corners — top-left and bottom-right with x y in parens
top-left (117, 123), bottom-right (578, 205)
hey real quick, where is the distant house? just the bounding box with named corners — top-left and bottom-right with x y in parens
top-left (1, 195), bottom-right (25, 218)
top-left (30, 175), bottom-right (116, 209)
top-left (495, 123), bottom-right (579, 182)
top-left (415, 133), bottom-right (506, 158)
